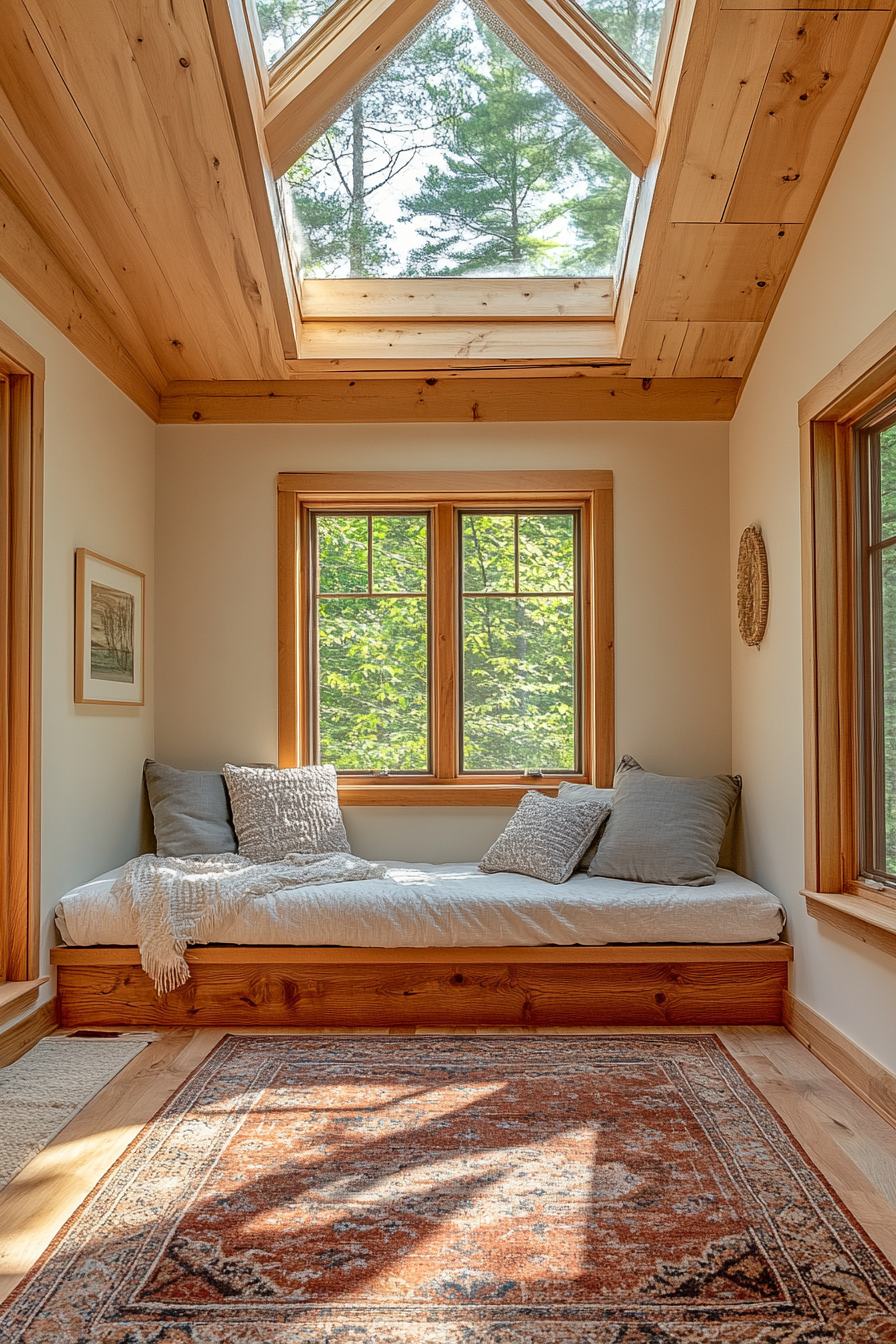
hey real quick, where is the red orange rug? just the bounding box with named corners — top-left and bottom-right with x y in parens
top-left (2, 1034), bottom-right (895, 1341)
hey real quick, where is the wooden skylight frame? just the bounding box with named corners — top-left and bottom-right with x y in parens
top-left (213, 0), bottom-right (672, 345)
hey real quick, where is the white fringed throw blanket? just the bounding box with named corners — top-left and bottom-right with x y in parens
top-left (110, 852), bottom-right (387, 992)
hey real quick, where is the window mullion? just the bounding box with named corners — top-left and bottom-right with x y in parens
top-left (433, 501), bottom-right (457, 781)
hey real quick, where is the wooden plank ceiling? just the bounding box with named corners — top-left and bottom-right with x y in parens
top-left (0, 0), bottom-right (892, 423)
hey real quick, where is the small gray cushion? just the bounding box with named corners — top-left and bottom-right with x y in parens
top-left (480, 790), bottom-right (611, 885)
top-left (557, 781), bottom-right (614, 869)
top-left (144, 759), bottom-right (237, 857)
top-left (588, 759), bottom-right (741, 886)
top-left (224, 763), bottom-right (350, 863)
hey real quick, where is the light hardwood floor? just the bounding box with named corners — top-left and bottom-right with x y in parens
top-left (0, 1024), bottom-right (894, 1305)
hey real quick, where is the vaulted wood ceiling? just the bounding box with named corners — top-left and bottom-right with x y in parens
top-left (0, 0), bottom-right (892, 423)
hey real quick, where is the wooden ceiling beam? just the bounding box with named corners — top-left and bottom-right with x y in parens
top-left (160, 376), bottom-right (739, 423)
top-left (263, 0), bottom-right (438, 179)
top-left (480, 0), bottom-right (655, 177)
top-left (283, 359), bottom-right (631, 380)
top-left (0, 182), bottom-right (160, 419)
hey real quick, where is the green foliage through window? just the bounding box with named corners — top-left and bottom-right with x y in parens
top-left (253, 0), bottom-right (337, 67)
top-left (462, 514), bottom-right (577, 771)
top-left (284, 1), bottom-right (632, 278)
top-left (311, 509), bottom-right (580, 774)
top-left (872, 422), bottom-right (896, 874)
top-left (315, 514), bottom-right (430, 772)
top-left (578, 0), bottom-right (666, 76)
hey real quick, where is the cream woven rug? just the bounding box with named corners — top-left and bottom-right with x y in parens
top-left (0, 1034), bottom-right (150, 1190)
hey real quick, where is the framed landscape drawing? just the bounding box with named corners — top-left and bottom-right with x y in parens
top-left (75, 549), bottom-right (144, 705)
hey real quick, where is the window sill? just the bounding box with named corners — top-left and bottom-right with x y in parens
top-left (0, 978), bottom-right (48, 1027)
top-left (803, 889), bottom-right (896, 960)
top-left (337, 782), bottom-right (569, 807)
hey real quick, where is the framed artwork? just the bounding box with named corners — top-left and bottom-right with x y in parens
top-left (75, 549), bottom-right (145, 705)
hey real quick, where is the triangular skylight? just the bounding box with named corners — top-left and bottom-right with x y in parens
top-left (283, 1), bottom-right (633, 279)
top-left (578, 0), bottom-right (666, 78)
top-left (254, 0), bottom-right (339, 69)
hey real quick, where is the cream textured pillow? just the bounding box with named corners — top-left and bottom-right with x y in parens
top-left (479, 790), bottom-right (610, 885)
top-left (223, 764), bottom-right (350, 863)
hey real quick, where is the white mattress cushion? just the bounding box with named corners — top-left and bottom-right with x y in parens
top-left (55, 861), bottom-right (785, 948)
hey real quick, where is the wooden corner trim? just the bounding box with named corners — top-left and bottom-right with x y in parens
top-left (0, 995), bottom-right (58, 1068)
top-left (804, 889), bottom-right (896, 960)
top-left (799, 310), bottom-right (896, 426)
top-left (784, 989), bottom-right (896, 1133)
top-left (0, 977), bottom-right (47, 1027)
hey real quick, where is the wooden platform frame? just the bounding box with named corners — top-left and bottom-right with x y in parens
top-left (51, 944), bottom-right (793, 1029)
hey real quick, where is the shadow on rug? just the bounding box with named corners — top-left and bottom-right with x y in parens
top-left (2, 1033), bottom-right (895, 1342)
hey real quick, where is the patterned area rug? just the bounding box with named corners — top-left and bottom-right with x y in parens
top-left (2, 1034), bottom-right (895, 1342)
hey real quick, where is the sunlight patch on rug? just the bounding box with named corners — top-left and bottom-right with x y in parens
top-left (1, 1033), bottom-right (895, 1341)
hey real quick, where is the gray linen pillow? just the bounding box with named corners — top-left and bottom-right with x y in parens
top-left (223, 763), bottom-right (350, 863)
top-left (557, 781), bottom-right (615, 869)
top-left (480, 790), bottom-right (611, 885)
top-left (588, 760), bottom-right (741, 886)
top-left (144, 759), bottom-right (237, 857)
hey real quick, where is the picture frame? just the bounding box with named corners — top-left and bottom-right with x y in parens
top-left (75, 549), bottom-right (145, 705)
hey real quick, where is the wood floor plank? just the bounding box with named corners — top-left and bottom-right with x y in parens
top-left (719, 1027), bottom-right (896, 1263)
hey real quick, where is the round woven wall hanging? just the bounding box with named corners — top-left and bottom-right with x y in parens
top-left (737, 524), bottom-right (769, 647)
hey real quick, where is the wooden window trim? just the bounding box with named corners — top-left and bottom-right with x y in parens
top-left (800, 310), bottom-right (896, 947)
top-left (277, 470), bottom-right (614, 805)
top-left (0, 318), bottom-right (43, 983)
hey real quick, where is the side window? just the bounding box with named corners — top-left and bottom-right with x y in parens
top-left (859, 406), bottom-right (896, 883)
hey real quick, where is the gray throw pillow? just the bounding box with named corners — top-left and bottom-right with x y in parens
top-left (223, 763), bottom-right (350, 863)
top-left (480, 790), bottom-right (611, 885)
top-left (588, 759), bottom-right (741, 886)
top-left (557, 781), bottom-right (615, 869)
top-left (144, 759), bottom-right (237, 857)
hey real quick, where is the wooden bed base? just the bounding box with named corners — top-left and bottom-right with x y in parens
top-left (50, 944), bottom-right (793, 1028)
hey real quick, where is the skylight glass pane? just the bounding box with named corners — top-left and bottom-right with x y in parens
top-left (283, 0), bottom-right (632, 279)
top-left (254, 0), bottom-right (338, 68)
top-left (577, 0), bottom-right (666, 78)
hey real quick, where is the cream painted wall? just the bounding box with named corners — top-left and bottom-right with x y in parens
top-left (729, 27), bottom-right (896, 1070)
top-left (0, 276), bottom-right (155, 1021)
top-left (155, 420), bottom-right (731, 859)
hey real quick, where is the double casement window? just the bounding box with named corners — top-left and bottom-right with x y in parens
top-left (278, 473), bottom-right (614, 804)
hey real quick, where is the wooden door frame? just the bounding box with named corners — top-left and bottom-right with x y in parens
top-left (0, 318), bottom-right (43, 982)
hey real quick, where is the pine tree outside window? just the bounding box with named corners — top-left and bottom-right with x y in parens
top-left (279, 2), bottom-right (636, 280)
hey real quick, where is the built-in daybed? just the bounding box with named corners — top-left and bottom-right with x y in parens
top-left (50, 861), bottom-right (791, 1028)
